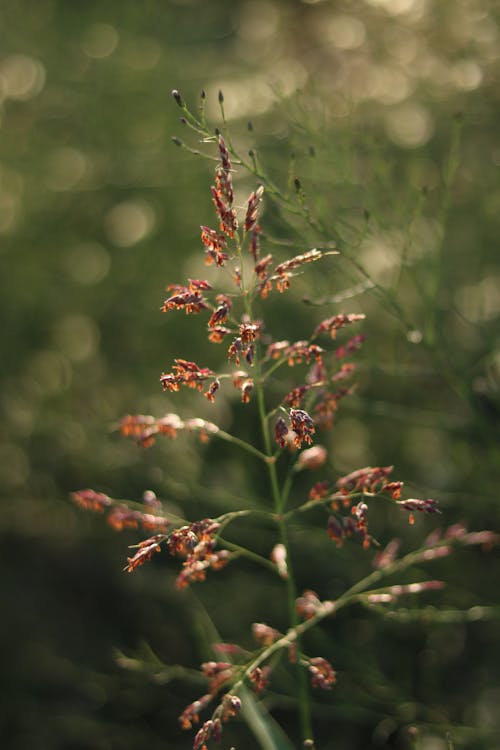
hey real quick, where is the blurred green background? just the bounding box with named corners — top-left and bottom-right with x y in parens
top-left (1, 1), bottom-right (499, 748)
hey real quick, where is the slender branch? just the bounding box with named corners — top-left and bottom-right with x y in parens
top-left (216, 428), bottom-right (271, 463)
top-left (220, 537), bottom-right (280, 575)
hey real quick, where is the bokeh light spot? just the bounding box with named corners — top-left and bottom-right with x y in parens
top-left (45, 147), bottom-right (89, 192)
top-left (0, 443), bottom-right (29, 488)
top-left (27, 350), bottom-right (73, 394)
top-left (451, 60), bottom-right (483, 90)
top-left (105, 200), bottom-right (156, 247)
top-left (0, 54), bottom-right (45, 101)
top-left (64, 242), bottom-right (111, 285)
top-left (82, 23), bottom-right (119, 59)
top-left (53, 315), bottom-right (100, 362)
top-left (323, 14), bottom-right (366, 50)
top-left (385, 103), bottom-right (433, 148)
top-left (237, 1), bottom-right (281, 41)
top-left (122, 36), bottom-right (162, 70)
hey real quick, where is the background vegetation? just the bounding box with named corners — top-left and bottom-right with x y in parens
top-left (1, 0), bottom-right (499, 748)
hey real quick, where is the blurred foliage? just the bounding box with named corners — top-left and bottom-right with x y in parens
top-left (1, 0), bottom-right (499, 748)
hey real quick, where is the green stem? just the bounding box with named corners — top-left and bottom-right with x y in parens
top-left (216, 428), bottom-right (270, 463)
top-left (426, 114), bottom-right (463, 347)
top-left (236, 235), bottom-right (313, 742)
top-left (254, 353), bottom-right (313, 742)
top-left (220, 537), bottom-right (280, 574)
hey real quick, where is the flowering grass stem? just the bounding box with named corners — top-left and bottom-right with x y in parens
top-left (72, 91), bottom-right (497, 750)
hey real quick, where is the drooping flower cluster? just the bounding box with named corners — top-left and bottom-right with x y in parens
top-left (126, 536), bottom-right (163, 572)
top-left (227, 320), bottom-right (261, 366)
top-left (254, 248), bottom-right (331, 298)
top-left (307, 657), bottom-right (337, 690)
top-left (162, 279), bottom-right (212, 314)
top-left (119, 412), bottom-right (219, 447)
top-left (71, 489), bottom-right (170, 534)
top-left (160, 358), bottom-right (216, 396)
top-left (201, 225), bottom-right (229, 267)
top-left (211, 135), bottom-right (238, 237)
top-left (315, 313), bottom-right (366, 338)
top-left (179, 674), bottom-right (242, 750)
top-left (169, 518), bottom-right (233, 589)
top-left (302, 466), bottom-right (440, 548)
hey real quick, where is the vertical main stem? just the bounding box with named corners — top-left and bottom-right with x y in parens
top-left (237, 235), bottom-right (313, 744)
top-left (255, 368), bottom-right (314, 744)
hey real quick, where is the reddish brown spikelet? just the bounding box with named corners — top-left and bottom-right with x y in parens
top-left (240, 378), bottom-right (254, 403)
top-left (308, 657), bottom-right (336, 689)
top-left (215, 168), bottom-right (234, 207)
top-left (307, 358), bottom-right (327, 385)
top-left (200, 225), bottom-right (229, 266)
top-left (244, 185), bottom-right (264, 233)
top-left (383, 481), bottom-right (404, 499)
top-left (139, 512), bottom-right (169, 531)
top-left (352, 501), bottom-right (370, 546)
top-left (254, 253), bottom-right (273, 279)
top-left (211, 186), bottom-right (238, 238)
top-left (205, 379), bottom-right (220, 402)
top-left (207, 325), bottom-right (232, 343)
top-left (228, 324), bottom-right (258, 367)
top-left (107, 506), bottom-right (140, 531)
top-left (179, 693), bottom-right (213, 730)
top-left (120, 412), bottom-right (184, 446)
top-left (266, 340), bottom-right (290, 360)
top-left (373, 538), bottom-right (400, 569)
top-left (239, 321), bottom-right (260, 343)
top-left (160, 359), bottom-right (215, 393)
top-left (249, 666), bottom-right (270, 694)
top-left (219, 693), bottom-right (242, 722)
top-left (168, 526), bottom-right (199, 557)
top-left (120, 414), bottom-right (155, 438)
top-left (290, 408), bottom-right (315, 447)
top-left (212, 642), bottom-right (245, 657)
top-left (142, 489), bottom-right (161, 509)
top-left (252, 622), bottom-right (282, 646)
top-left (314, 387), bottom-right (353, 429)
top-left (193, 720), bottom-right (215, 750)
top-left (336, 465), bottom-right (394, 495)
top-left (327, 515), bottom-right (345, 546)
top-left (157, 413), bottom-right (184, 437)
top-left (315, 313), bottom-right (366, 339)
top-left (283, 341), bottom-right (325, 367)
top-left (253, 252), bottom-right (274, 298)
top-left (176, 550), bottom-right (231, 589)
top-left (398, 498), bottom-right (440, 520)
top-left (208, 294), bottom-right (232, 327)
top-left (249, 226), bottom-right (261, 262)
top-left (217, 134), bottom-right (232, 174)
top-left (284, 385), bottom-right (312, 408)
top-left (336, 333), bottom-right (367, 359)
top-left (72, 489), bottom-right (112, 513)
top-left (126, 536), bottom-right (162, 572)
top-left (331, 362), bottom-right (356, 381)
top-left (214, 135), bottom-right (234, 209)
top-left (258, 278), bottom-right (273, 299)
top-left (162, 279), bottom-right (212, 314)
top-left (201, 661), bottom-right (235, 693)
top-left (273, 249), bottom-right (323, 292)
top-left (296, 590), bottom-right (322, 620)
top-left (274, 416), bottom-right (289, 448)
top-left (309, 481), bottom-right (330, 500)
top-left (227, 336), bottom-right (242, 365)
